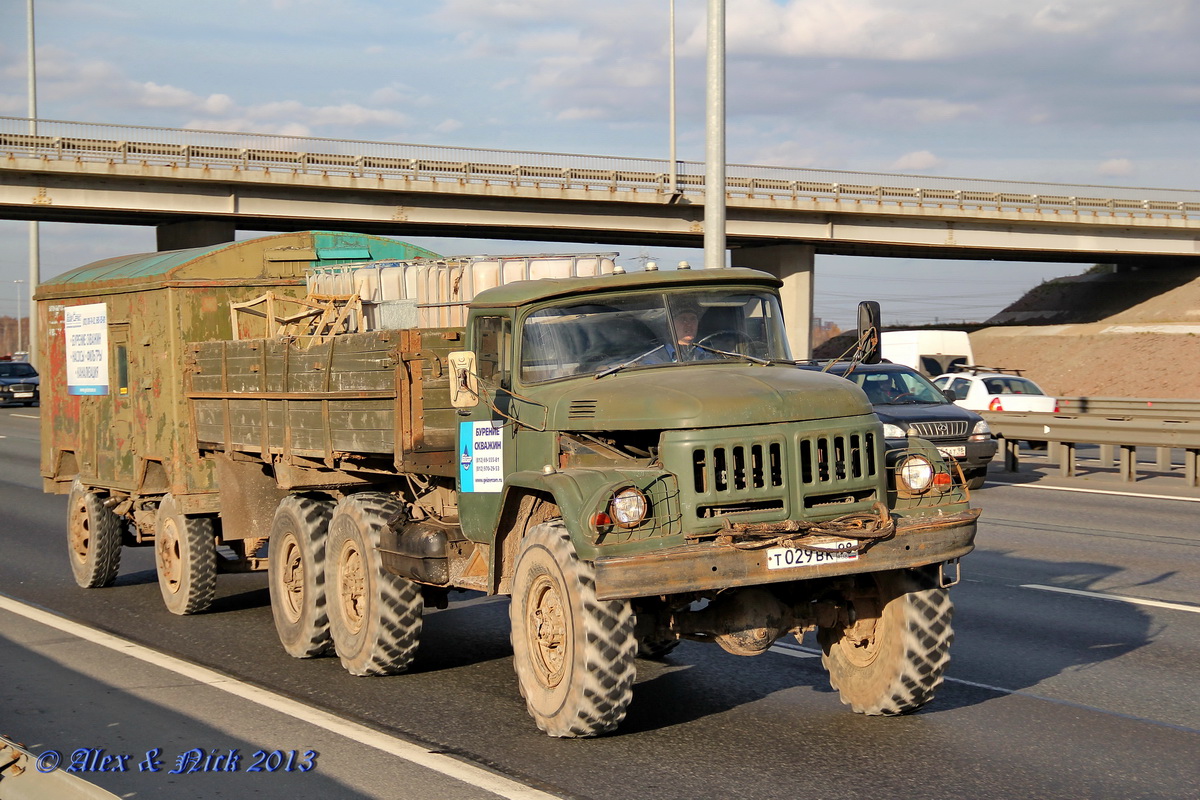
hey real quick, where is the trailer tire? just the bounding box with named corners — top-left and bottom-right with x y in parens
top-left (153, 494), bottom-right (217, 616)
top-left (510, 520), bottom-right (636, 738)
top-left (327, 493), bottom-right (422, 676)
top-left (268, 495), bottom-right (335, 658)
top-left (818, 567), bottom-right (954, 716)
top-left (66, 480), bottom-right (123, 589)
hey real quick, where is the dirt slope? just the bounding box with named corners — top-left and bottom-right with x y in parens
top-left (970, 268), bottom-right (1200, 399)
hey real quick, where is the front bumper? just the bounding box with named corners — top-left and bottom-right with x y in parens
top-left (592, 507), bottom-right (979, 601)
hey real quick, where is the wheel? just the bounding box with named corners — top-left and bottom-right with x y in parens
top-left (327, 493), bottom-right (422, 676)
top-left (66, 479), bottom-right (123, 588)
top-left (268, 495), bottom-right (335, 658)
top-left (153, 494), bottom-right (217, 615)
top-left (509, 520), bottom-right (637, 738)
top-left (817, 567), bottom-right (954, 715)
top-left (695, 329), bottom-right (754, 355)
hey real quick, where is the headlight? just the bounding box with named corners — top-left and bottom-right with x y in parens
top-left (882, 423), bottom-right (908, 438)
top-left (969, 419), bottom-right (991, 442)
top-left (896, 454), bottom-right (935, 494)
top-left (609, 487), bottom-right (648, 528)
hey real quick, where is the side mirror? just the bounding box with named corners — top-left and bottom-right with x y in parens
top-left (942, 388), bottom-right (957, 402)
top-left (856, 301), bottom-right (881, 364)
top-left (447, 351), bottom-right (480, 410)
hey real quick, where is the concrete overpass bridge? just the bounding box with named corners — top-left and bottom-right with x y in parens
top-left (3, 117), bottom-right (1199, 353)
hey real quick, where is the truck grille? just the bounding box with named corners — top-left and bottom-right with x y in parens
top-left (907, 420), bottom-right (967, 439)
top-left (691, 431), bottom-right (877, 493)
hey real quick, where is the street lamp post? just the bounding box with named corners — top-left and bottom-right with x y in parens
top-left (14, 280), bottom-right (25, 355)
top-left (27, 0), bottom-right (40, 367)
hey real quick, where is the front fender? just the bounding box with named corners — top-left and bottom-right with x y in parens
top-left (501, 467), bottom-right (678, 561)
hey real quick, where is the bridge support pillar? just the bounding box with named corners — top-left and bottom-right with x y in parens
top-left (736, 244), bottom-right (814, 359)
top-left (156, 220), bottom-right (236, 252)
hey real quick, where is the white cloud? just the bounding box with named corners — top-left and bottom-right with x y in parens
top-left (1097, 158), bottom-right (1134, 177)
top-left (891, 150), bottom-right (941, 172)
top-left (556, 107), bottom-right (606, 122)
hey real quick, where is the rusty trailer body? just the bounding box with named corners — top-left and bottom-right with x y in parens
top-left (36, 231), bottom-right (439, 525)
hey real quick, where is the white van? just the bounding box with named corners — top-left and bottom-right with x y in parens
top-left (880, 330), bottom-right (973, 377)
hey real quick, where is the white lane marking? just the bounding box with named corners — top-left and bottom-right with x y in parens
top-left (0, 593), bottom-right (559, 800)
top-left (11, 413), bottom-right (40, 419)
top-left (771, 641), bottom-right (1200, 734)
top-left (994, 482), bottom-right (1200, 503)
top-left (1021, 584), bottom-right (1200, 614)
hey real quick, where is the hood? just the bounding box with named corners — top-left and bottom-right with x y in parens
top-left (535, 365), bottom-right (872, 431)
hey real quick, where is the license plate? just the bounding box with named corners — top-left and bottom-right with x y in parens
top-left (938, 446), bottom-right (966, 458)
top-left (766, 539), bottom-right (858, 570)
top-left (13, 392), bottom-right (33, 398)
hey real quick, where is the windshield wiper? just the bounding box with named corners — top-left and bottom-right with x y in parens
top-left (692, 342), bottom-right (771, 365)
top-left (594, 344), bottom-right (668, 378)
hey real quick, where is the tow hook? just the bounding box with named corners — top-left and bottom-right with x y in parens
top-left (939, 559), bottom-right (961, 588)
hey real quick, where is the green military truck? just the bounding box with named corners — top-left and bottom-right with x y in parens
top-left (43, 241), bottom-right (978, 737)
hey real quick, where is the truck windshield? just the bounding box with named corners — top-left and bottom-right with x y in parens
top-left (520, 289), bottom-right (791, 383)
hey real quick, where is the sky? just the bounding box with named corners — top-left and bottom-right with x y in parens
top-left (1, 0), bottom-right (1198, 328)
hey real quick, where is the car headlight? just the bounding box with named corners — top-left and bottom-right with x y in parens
top-left (609, 487), bottom-right (649, 528)
top-left (970, 419), bottom-right (991, 441)
top-left (882, 423), bottom-right (908, 439)
top-left (896, 454), bottom-right (935, 494)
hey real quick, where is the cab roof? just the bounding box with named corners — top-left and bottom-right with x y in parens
top-left (469, 267), bottom-right (783, 309)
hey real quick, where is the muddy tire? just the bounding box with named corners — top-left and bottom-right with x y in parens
top-left (153, 494), bottom-right (217, 616)
top-left (510, 520), bottom-right (637, 738)
top-left (327, 493), bottom-right (422, 676)
top-left (268, 494), bottom-right (335, 658)
top-left (818, 567), bottom-right (954, 716)
top-left (66, 480), bottom-right (123, 588)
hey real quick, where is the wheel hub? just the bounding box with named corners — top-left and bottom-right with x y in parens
top-left (338, 543), bottom-right (366, 634)
top-left (69, 502), bottom-right (90, 564)
top-left (528, 574), bottom-right (567, 688)
top-left (156, 520), bottom-right (182, 594)
top-left (279, 535), bottom-right (304, 622)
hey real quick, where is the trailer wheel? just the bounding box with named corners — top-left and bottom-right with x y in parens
top-left (66, 480), bottom-right (123, 589)
top-left (327, 493), bottom-right (422, 676)
top-left (268, 495), bottom-right (335, 658)
top-left (510, 520), bottom-right (637, 738)
top-left (817, 567), bottom-right (954, 716)
top-left (153, 494), bottom-right (217, 616)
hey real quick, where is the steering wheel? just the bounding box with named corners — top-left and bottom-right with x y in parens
top-left (889, 392), bottom-right (918, 402)
top-left (695, 329), bottom-right (754, 351)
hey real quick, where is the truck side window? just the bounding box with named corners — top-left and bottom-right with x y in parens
top-left (475, 316), bottom-right (511, 390)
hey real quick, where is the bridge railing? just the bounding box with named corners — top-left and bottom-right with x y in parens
top-left (4, 117), bottom-right (1200, 220)
top-left (984, 397), bottom-right (1200, 486)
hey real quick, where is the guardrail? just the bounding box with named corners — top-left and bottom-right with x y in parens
top-left (3, 117), bottom-right (1200, 220)
top-left (984, 397), bottom-right (1200, 486)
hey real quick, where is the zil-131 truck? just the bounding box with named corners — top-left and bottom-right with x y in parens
top-left (39, 232), bottom-right (979, 737)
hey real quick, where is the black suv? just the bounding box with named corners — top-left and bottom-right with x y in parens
top-left (0, 361), bottom-right (38, 406)
top-left (799, 361), bottom-right (996, 489)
